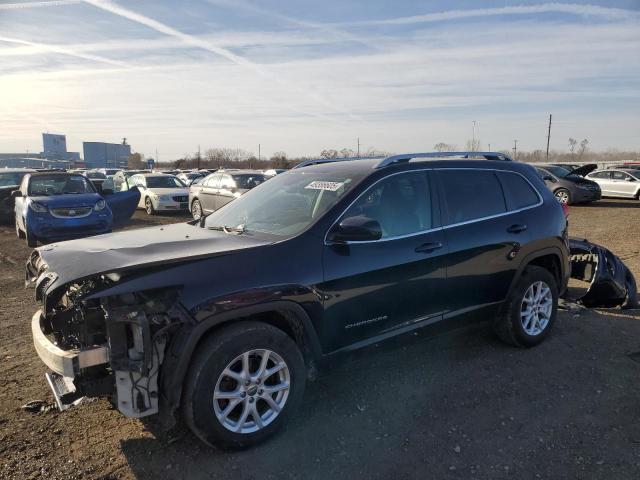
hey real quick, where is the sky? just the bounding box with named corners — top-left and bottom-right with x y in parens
top-left (0, 0), bottom-right (639, 160)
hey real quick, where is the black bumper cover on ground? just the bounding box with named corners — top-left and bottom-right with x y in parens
top-left (569, 237), bottom-right (638, 309)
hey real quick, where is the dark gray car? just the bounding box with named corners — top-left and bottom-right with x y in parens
top-left (189, 170), bottom-right (267, 220)
top-left (534, 165), bottom-right (601, 205)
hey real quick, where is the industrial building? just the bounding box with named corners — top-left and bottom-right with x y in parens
top-left (41, 133), bottom-right (81, 162)
top-left (83, 140), bottom-right (131, 169)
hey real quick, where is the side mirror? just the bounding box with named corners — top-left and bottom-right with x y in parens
top-left (11, 190), bottom-right (22, 198)
top-left (327, 215), bottom-right (382, 243)
top-left (625, 177), bottom-right (635, 182)
top-left (542, 175), bottom-right (555, 182)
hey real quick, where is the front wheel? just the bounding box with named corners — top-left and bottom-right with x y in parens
top-left (191, 199), bottom-right (202, 221)
top-left (183, 321), bottom-right (306, 449)
top-left (493, 266), bottom-right (558, 347)
top-left (15, 219), bottom-right (25, 239)
top-left (145, 197), bottom-right (155, 215)
top-left (554, 188), bottom-right (571, 205)
top-left (26, 229), bottom-right (38, 248)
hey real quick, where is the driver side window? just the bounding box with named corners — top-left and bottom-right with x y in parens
top-left (341, 171), bottom-right (431, 239)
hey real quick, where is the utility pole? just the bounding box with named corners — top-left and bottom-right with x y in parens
top-left (155, 148), bottom-right (158, 165)
top-left (545, 114), bottom-right (552, 162)
top-left (197, 144), bottom-right (201, 170)
top-left (472, 121), bottom-right (477, 151)
top-left (513, 140), bottom-right (518, 160)
top-left (258, 144), bottom-right (261, 162)
top-left (357, 137), bottom-right (360, 158)
top-left (488, 143), bottom-right (491, 151)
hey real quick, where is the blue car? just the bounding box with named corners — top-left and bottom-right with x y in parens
top-left (13, 171), bottom-right (140, 247)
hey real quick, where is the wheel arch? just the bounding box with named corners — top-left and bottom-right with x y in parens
top-left (161, 300), bottom-right (322, 411)
top-left (509, 247), bottom-right (567, 299)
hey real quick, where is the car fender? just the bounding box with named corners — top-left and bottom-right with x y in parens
top-left (505, 246), bottom-right (568, 300)
top-left (161, 299), bottom-right (323, 409)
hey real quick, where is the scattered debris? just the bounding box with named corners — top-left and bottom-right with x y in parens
top-left (568, 237), bottom-right (638, 309)
top-left (21, 400), bottom-right (55, 413)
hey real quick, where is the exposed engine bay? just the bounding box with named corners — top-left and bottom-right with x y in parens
top-left (28, 253), bottom-right (189, 417)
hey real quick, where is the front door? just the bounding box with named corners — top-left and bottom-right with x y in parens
top-left (216, 174), bottom-right (237, 210)
top-left (610, 171), bottom-right (637, 197)
top-left (318, 170), bottom-right (448, 352)
top-left (198, 173), bottom-right (221, 213)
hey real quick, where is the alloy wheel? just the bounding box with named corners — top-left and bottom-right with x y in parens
top-left (192, 200), bottom-right (202, 220)
top-left (555, 190), bottom-right (569, 204)
top-left (520, 281), bottom-right (553, 336)
top-left (213, 349), bottom-right (290, 434)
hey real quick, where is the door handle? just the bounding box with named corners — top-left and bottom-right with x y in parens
top-left (415, 241), bottom-right (443, 254)
top-left (507, 224), bottom-right (527, 234)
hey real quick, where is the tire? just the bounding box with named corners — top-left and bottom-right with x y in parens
top-left (554, 188), bottom-right (571, 205)
top-left (493, 266), bottom-right (558, 348)
top-left (144, 197), bottom-right (155, 215)
top-left (183, 321), bottom-right (306, 449)
top-left (26, 229), bottom-right (38, 248)
top-left (191, 199), bottom-right (202, 221)
top-left (15, 219), bottom-right (25, 239)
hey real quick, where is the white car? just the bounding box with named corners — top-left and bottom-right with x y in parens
top-left (129, 173), bottom-right (189, 214)
top-left (586, 169), bottom-right (640, 200)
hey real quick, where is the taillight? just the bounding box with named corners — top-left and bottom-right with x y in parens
top-left (561, 202), bottom-right (569, 217)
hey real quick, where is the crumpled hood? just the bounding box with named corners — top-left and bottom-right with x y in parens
top-left (30, 193), bottom-right (102, 208)
top-left (30, 222), bottom-right (274, 292)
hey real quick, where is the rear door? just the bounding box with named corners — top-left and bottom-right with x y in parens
top-left (319, 170), bottom-right (449, 352)
top-left (435, 168), bottom-right (538, 319)
top-left (198, 173), bottom-right (221, 213)
top-left (216, 174), bottom-right (237, 210)
top-left (588, 171), bottom-right (612, 195)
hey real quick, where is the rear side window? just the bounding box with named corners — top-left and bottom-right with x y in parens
top-left (590, 171), bottom-right (611, 179)
top-left (496, 172), bottom-right (540, 210)
top-left (612, 171), bottom-right (631, 180)
top-left (439, 170), bottom-right (506, 224)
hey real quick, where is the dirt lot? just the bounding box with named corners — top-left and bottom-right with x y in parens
top-left (1, 200), bottom-right (639, 480)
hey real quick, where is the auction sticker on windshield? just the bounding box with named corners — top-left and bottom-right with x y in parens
top-left (305, 181), bottom-right (344, 191)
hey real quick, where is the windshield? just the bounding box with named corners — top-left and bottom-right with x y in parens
top-left (86, 171), bottom-right (106, 179)
top-left (0, 172), bottom-right (27, 187)
top-left (28, 175), bottom-right (96, 196)
top-left (146, 176), bottom-right (185, 188)
top-left (233, 174), bottom-right (267, 189)
top-left (204, 171), bottom-right (361, 236)
top-left (542, 165), bottom-right (572, 178)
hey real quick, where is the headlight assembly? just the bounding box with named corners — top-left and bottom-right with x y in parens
top-left (94, 199), bottom-right (106, 211)
top-left (29, 201), bottom-right (48, 213)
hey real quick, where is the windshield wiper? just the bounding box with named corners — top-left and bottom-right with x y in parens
top-left (207, 224), bottom-right (246, 235)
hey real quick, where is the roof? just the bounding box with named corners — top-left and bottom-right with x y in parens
top-left (0, 168), bottom-right (36, 173)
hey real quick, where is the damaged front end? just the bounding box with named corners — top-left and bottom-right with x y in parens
top-left (568, 237), bottom-right (638, 309)
top-left (27, 250), bottom-right (189, 417)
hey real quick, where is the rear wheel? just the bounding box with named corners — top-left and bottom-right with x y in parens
top-left (493, 266), bottom-right (558, 347)
top-left (554, 188), bottom-right (571, 205)
top-left (191, 199), bottom-right (202, 221)
top-left (145, 197), bottom-right (155, 215)
top-left (183, 321), bottom-right (306, 449)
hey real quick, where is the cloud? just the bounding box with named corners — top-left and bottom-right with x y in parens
top-left (0, 0), bottom-right (80, 10)
top-left (331, 2), bottom-right (639, 26)
top-left (0, 35), bottom-right (129, 67)
top-left (81, 0), bottom-right (360, 122)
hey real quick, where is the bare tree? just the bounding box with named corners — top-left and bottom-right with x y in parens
top-left (270, 151), bottom-right (289, 169)
top-left (465, 139), bottom-right (481, 152)
top-left (320, 149), bottom-right (338, 159)
top-left (578, 139), bottom-right (589, 159)
top-left (127, 152), bottom-right (144, 169)
top-left (434, 143), bottom-right (457, 152)
top-left (568, 138), bottom-right (577, 158)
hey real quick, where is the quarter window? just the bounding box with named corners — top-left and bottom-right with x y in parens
top-left (439, 170), bottom-right (506, 224)
top-left (612, 171), bottom-right (631, 181)
top-left (341, 171), bottom-right (432, 239)
top-left (590, 171), bottom-right (611, 179)
top-left (496, 172), bottom-right (540, 210)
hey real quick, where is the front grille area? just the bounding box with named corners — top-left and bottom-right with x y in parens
top-left (173, 195), bottom-right (188, 202)
top-left (50, 207), bottom-right (92, 218)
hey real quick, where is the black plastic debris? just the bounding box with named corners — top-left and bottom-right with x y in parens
top-left (568, 237), bottom-right (638, 309)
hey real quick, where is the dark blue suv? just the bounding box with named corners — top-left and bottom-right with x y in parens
top-left (27, 152), bottom-right (569, 449)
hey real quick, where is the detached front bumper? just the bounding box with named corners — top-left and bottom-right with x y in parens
top-left (31, 310), bottom-right (110, 409)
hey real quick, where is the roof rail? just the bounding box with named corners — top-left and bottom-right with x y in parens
top-left (293, 157), bottom-right (384, 169)
top-left (376, 151), bottom-right (513, 169)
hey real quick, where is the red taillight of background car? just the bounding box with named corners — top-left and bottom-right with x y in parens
top-left (561, 202), bottom-right (569, 217)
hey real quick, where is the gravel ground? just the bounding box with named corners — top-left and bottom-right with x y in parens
top-left (1, 199), bottom-right (639, 480)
